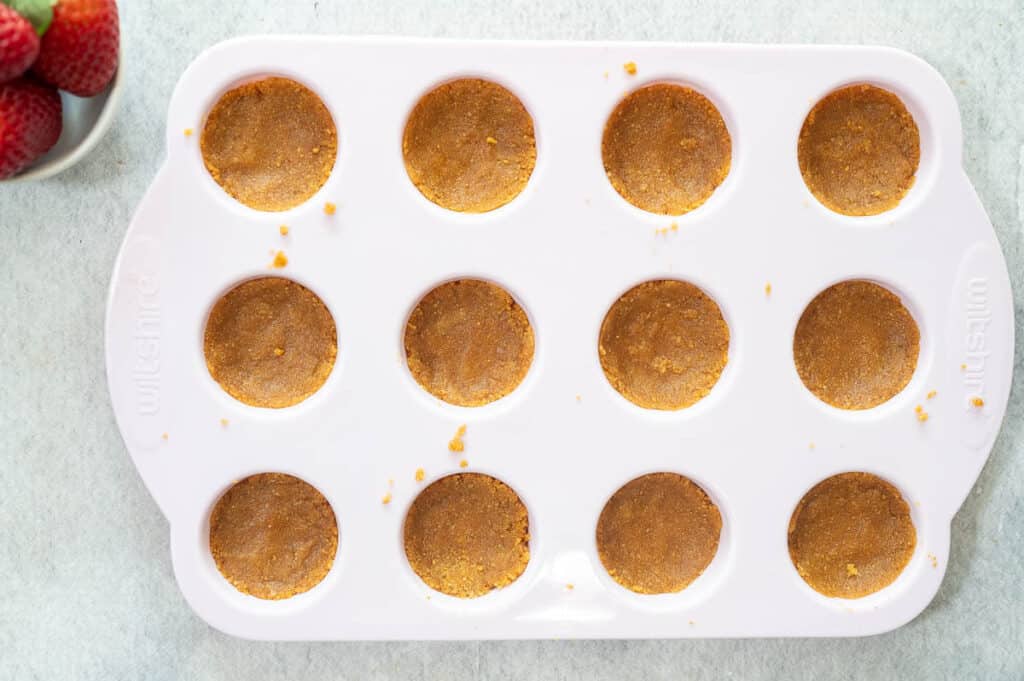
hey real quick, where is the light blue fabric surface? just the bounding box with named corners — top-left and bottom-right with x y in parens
top-left (1, 1), bottom-right (1022, 678)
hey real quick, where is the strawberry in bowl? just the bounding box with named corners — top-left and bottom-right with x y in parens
top-left (0, 0), bottom-right (119, 180)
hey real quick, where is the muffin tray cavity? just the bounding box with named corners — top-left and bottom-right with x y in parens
top-left (105, 38), bottom-right (1013, 640)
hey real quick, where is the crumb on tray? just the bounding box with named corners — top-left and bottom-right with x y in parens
top-left (448, 424), bottom-right (467, 452)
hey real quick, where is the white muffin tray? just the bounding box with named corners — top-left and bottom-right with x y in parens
top-left (105, 38), bottom-right (1014, 640)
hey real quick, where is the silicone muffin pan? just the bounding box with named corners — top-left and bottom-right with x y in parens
top-left (105, 38), bottom-right (1014, 640)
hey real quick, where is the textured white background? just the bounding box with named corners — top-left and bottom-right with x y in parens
top-left (1, 0), bottom-right (1022, 678)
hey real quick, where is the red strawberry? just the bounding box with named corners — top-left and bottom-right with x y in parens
top-left (33, 0), bottom-right (118, 97)
top-left (0, 4), bottom-right (40, 83)
top-left (0, 77), bottom-right (62, 179)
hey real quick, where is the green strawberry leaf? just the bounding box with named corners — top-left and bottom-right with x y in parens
top-left (3, 0), bottom-right (57, 36)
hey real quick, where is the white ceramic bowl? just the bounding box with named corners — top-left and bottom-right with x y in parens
top-left (7, 64), bottom-right (124, 182)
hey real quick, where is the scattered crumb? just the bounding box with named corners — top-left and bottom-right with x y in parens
top-left (926, 390), bottom-right (937, 400)
top-left (448, 424), bottom-right (467, 452)
top-left (603, 70), bottom-right (609, 79)
top-left (459, 459), bottom-right (468, 468)
top-left (160, 432), bottom-right (168, 441)
top-left (565, 583), bottom-right (574, 591)
top-left (271, 250), bottom-right (288, 268)
top-left (846, 563), bottom-right (859, 577)
top-left (279, 225), bottom-right (289, 236)
top-left (183, 128), bottom-right (193, 137)
top-left (970, 396), bottom-right (985, 408)
top-left (688, 620), bottom-right (695, 626)
top-left (765, 282), bottom-right (772, 296)
top-left (381, 492), bottom-right (392, 505)
top-left (670, 221), bottom-right (678, 232)
top-left (623, 61), bottom-right (637, 75)
top-left (917, 410), bottom-right (929, 423)
top-left (486, 136), bottom-right (498, 145)
top-left (388, 478), bottom-right (394, 487)
top-left (960, 363), bottom-right (967, 371)
top-left (415, 468), bottom-right (425, 482)
top-left (575, 394), bottom-right (582, 402)
top-left (219, 418), bottom-right (229, 427)
top-left (426, 595), bottom-right (431, 600)
top-left (273, 347), bottom-right (284, 356)
top-left (809, 442), bottom-right (815, 450)
top-left (927, 553), bottom-right (938, 568)
top-left (324, 201), bottom-right (337, 215)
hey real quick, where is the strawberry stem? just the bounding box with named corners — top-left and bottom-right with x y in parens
top-left (3, 0), bottom-right (57, 36)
